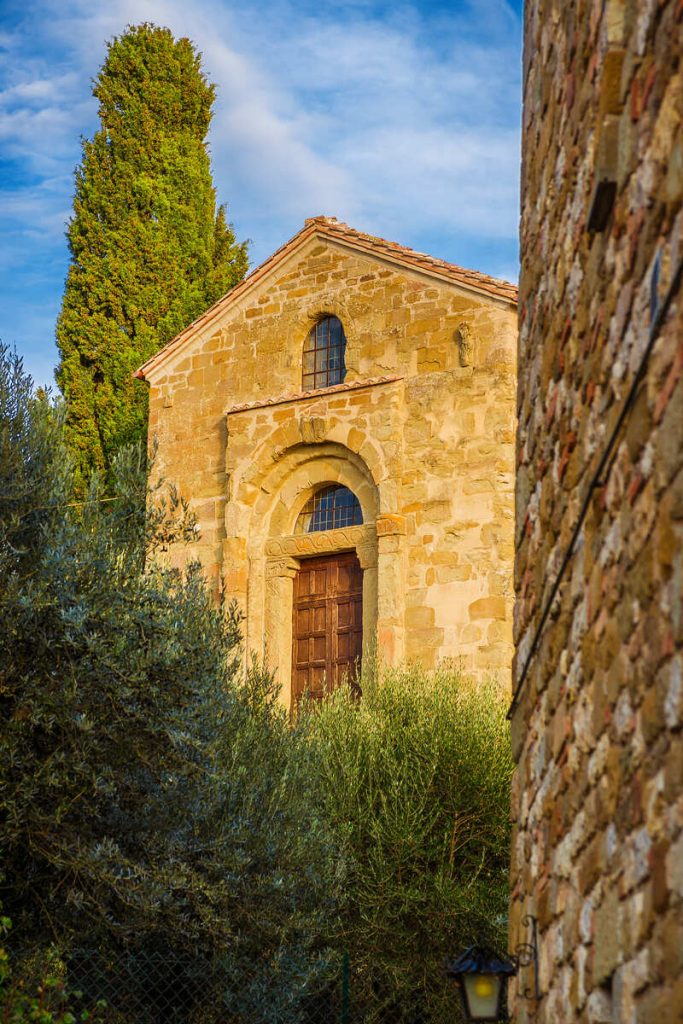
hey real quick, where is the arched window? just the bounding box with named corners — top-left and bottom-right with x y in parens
top-left (295, 485), bottom-right (363, 534)
top-left (302, 316), bottom-right (347, 390)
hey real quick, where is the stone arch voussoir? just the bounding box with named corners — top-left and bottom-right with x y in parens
top-left (230, 417), bottom-right (388, 507)
top-left (243, 441), bottom-right (380, 552)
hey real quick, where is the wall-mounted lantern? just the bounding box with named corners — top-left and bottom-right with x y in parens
top-left (446, 946), bottom-right (516, 1021)
top-left (445, 915), bottom-right (540, 1023)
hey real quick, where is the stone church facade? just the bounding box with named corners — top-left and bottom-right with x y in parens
top-left (512, 2), bottom-right (683, 1021)
top-left (136, 217), bottom-right (517, 706)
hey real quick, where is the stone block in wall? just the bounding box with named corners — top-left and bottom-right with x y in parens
top-left (469, 596), bottom-right (506, 620)
top-left (593, 888), bottom-right (622, 986)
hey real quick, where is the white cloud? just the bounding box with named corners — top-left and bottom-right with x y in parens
top-left (196, 0), bottom-right (522, 253)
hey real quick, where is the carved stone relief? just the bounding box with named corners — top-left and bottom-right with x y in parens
top-left (264, 556), bottom-right (299, 579)
top-left (456, 322), bottom-right (473, 367)
top-left (298, 416), bottom-right (328, 443)
top-left (265, 524), bottom-right (376, 564)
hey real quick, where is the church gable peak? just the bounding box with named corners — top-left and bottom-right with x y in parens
top-left (135, 217), bottom-right (517, 382)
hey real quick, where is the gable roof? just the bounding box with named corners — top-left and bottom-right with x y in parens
top-left (135, 216), bottom-right (518, 381)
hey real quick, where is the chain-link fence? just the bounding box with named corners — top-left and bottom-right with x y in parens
top-left (5, 945), bottom-right (459, 1023)
top-left (5, 948), bottom-right (357, 1024)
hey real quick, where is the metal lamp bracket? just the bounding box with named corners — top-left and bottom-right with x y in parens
top-left (510, 914), bottom-right (541, 1001)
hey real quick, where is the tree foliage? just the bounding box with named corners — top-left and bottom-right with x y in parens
top-left (55, 23), bottom-right (248, 486)
top-left (1, 346), bottom-right (234, 948)
top-left (2, 345), bottom-right (511, 1022)
top-left (0, 345), bottom-right (337, 1021)
top-left (0, 917), bottom-right (107, 1024)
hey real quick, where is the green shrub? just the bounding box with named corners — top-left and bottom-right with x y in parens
top-left (299, 662), bottom-right (513, 1023)
top-left (0, 917), bottom-right (107, 1023)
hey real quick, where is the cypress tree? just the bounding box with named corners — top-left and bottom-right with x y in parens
top-left (56, 24), bottom-right (248, 485)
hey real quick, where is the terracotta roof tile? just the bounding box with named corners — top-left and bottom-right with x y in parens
top-left (226, 375), bottom-right (402, 415)
top-left (136, 216), bottom-right (517, 380)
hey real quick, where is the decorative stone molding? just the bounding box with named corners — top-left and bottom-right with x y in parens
top-left (229, 426), bottom-right (390, 522)
top-left (265, 524), bottom-right (375, 562)
top-left (225, 376), bottom-right (402, 416)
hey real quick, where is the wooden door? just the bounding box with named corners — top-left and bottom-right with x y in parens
top-left (292, 552), bottom-right (363, 704)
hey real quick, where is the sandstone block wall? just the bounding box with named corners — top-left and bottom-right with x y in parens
top-left (141, 224), bottom-right (517, 698)
top-left (511, 1), bottom-right (683, 1020)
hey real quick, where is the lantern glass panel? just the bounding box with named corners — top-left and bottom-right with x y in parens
top-left (462, 973), bottom-right (503, 1021)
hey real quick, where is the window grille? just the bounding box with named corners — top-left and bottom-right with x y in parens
top-left (296, 485), bottom-right (363, 534)
top-left (303, 316), bottom-right (347, 390)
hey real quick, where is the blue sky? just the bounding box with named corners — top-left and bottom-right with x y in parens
top-left (0, 0), bottom-right (523, 388)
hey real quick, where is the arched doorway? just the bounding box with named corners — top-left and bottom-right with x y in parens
top-left (291, 485), bottom-right (364, 703)
top-left (242, 444), bottom-right (380, 707)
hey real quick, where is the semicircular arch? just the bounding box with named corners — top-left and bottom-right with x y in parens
top-left (229, 418), bottom-right (390, 515)
top-left (270, 453), bottom-right (377, 538)
top-left (237, 442), bottom-right (379, 553)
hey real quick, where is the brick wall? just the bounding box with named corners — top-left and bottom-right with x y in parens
top-left (511, 1), bottom-right (683, 1021)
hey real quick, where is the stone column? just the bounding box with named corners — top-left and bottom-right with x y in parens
top-left (375, 514), bottom-right (407, 665)
top-left (222, 535), bottom-right (248, 605)
top-left (264, 555), bottom-right (299, 706)
top-left (356, 536), bottom-right (379, 667)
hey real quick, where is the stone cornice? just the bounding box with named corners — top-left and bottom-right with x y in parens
top-left (225, 376), bottom-right (403, 416)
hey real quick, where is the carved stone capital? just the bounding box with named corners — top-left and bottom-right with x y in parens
top-left (265, 556), bottom-right (299, 580)
top-left (356, 539), bottom-right (378, 570)
top-left (376, 514), bottom-right (407, 537)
